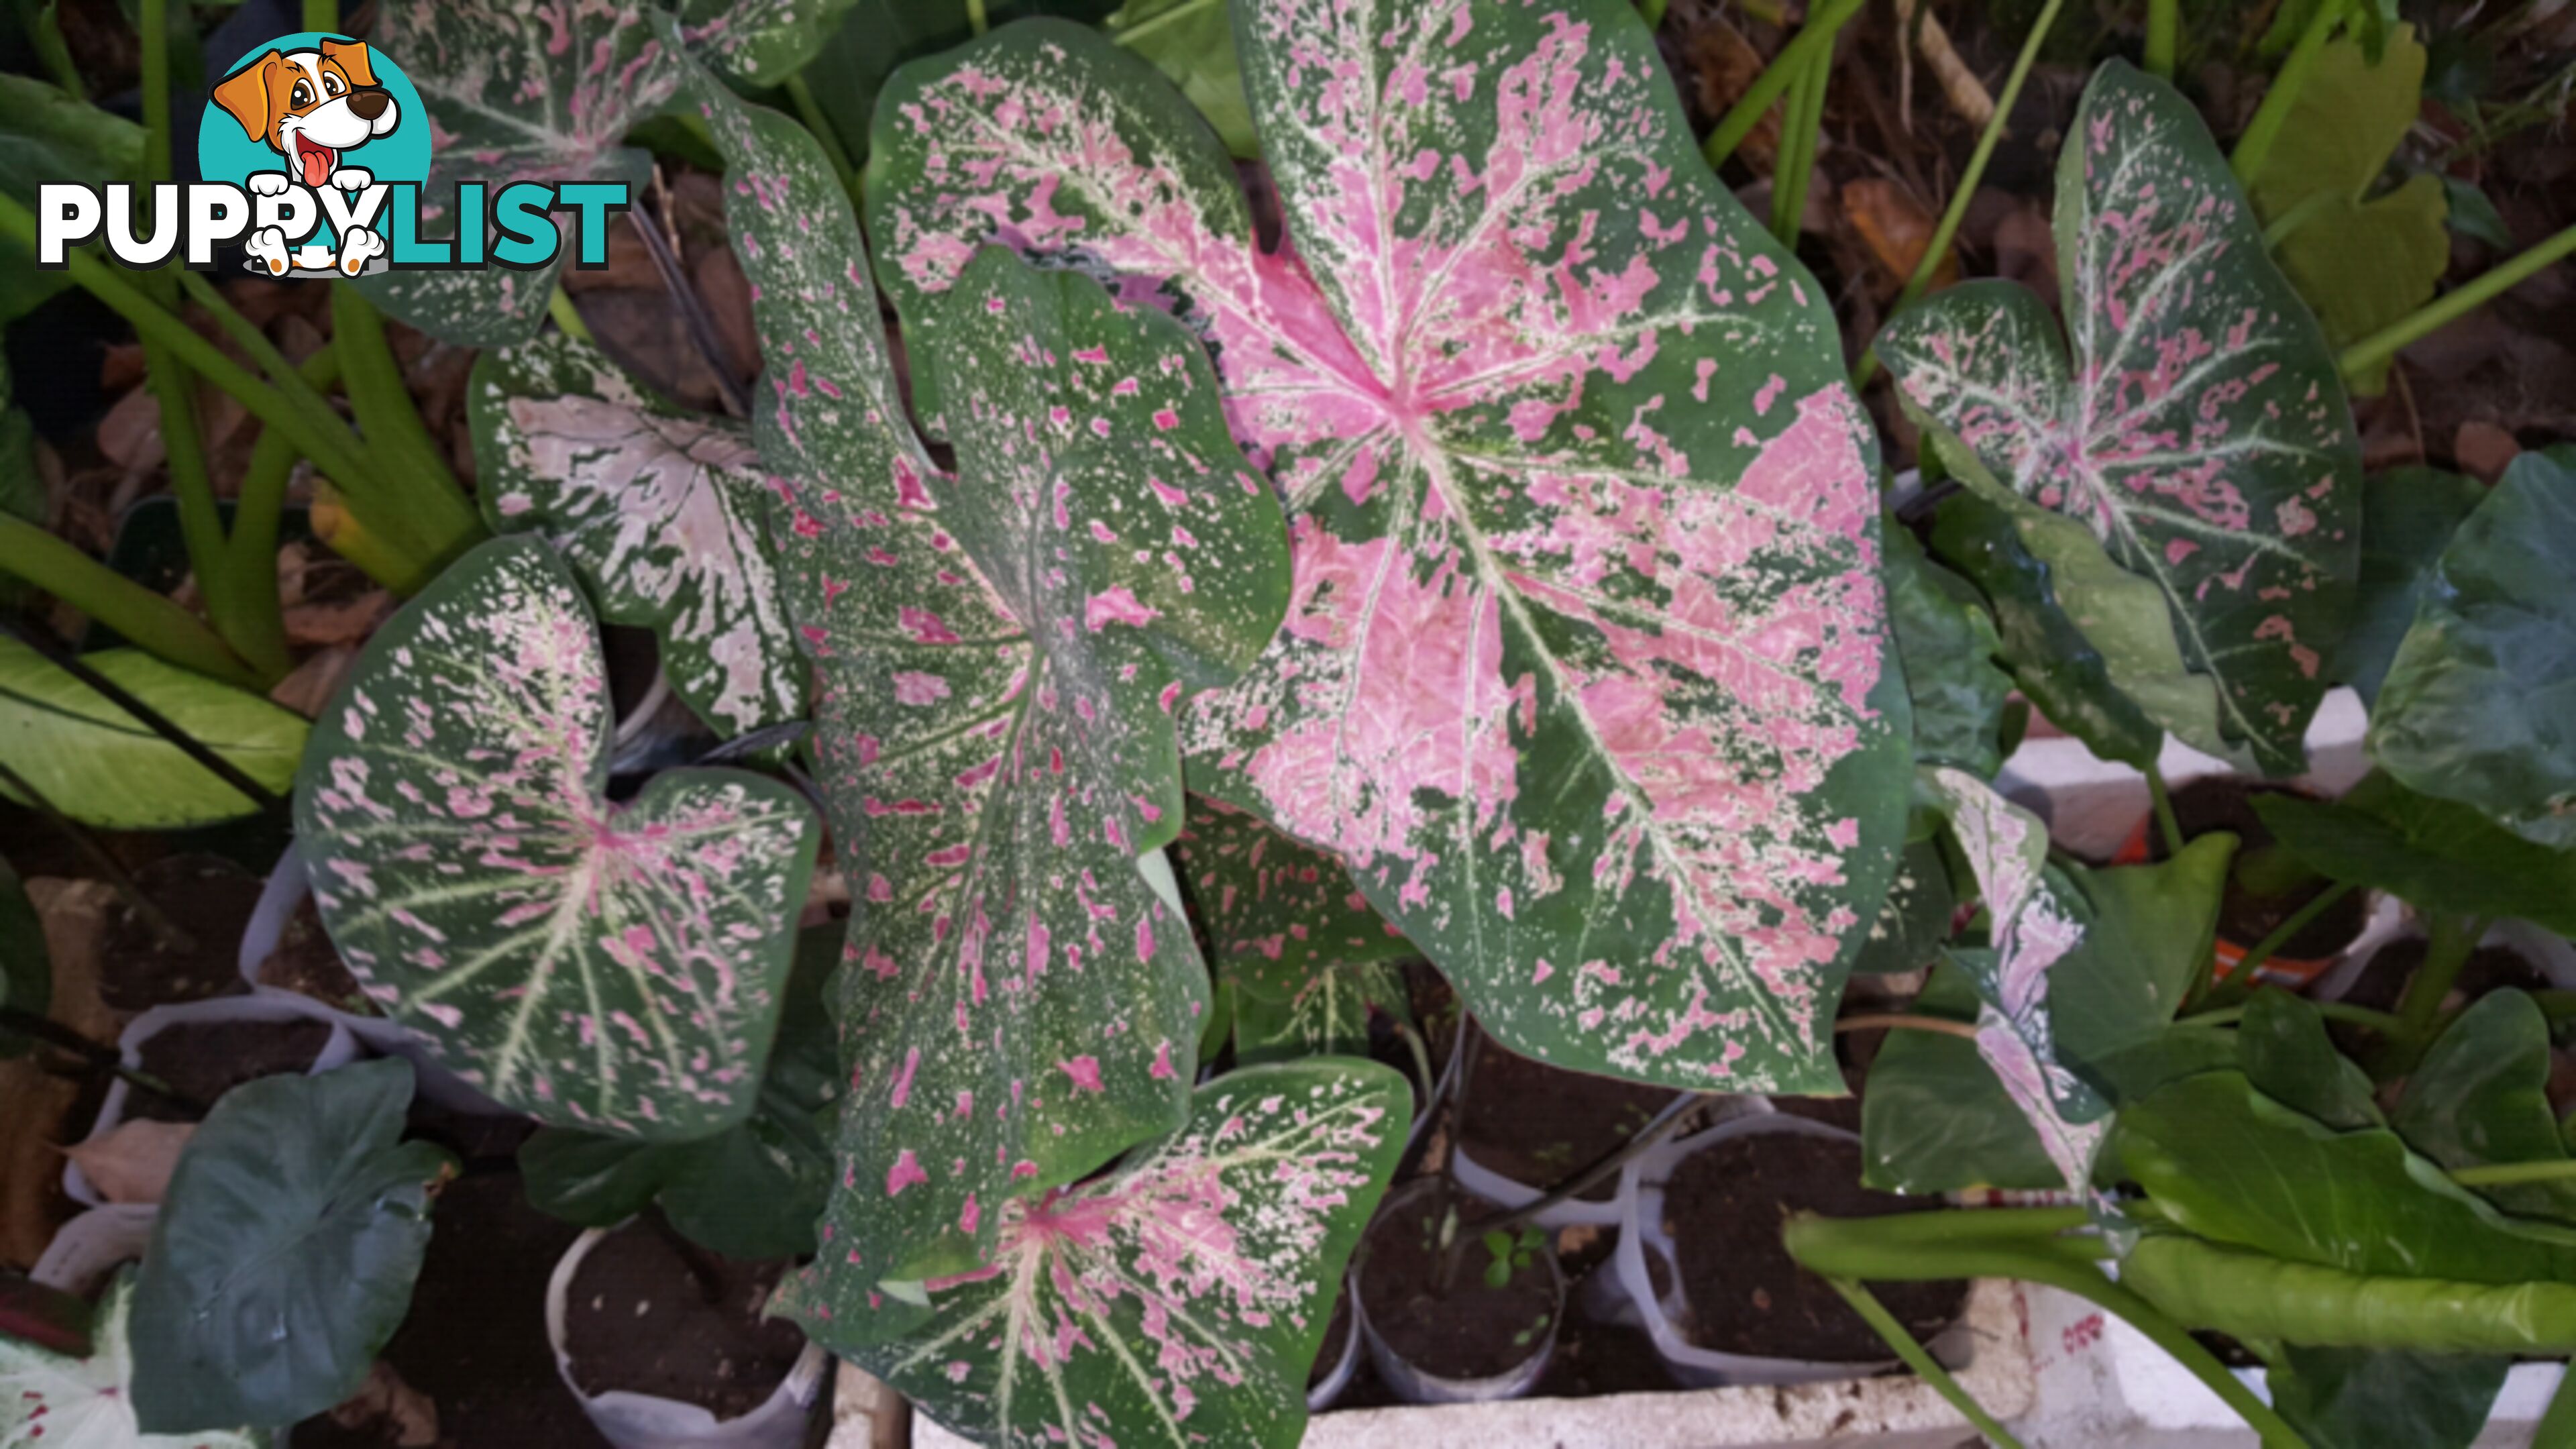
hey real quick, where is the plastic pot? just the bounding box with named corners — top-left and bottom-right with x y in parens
top-left (545, 1225), bottom-right (830, 1449)
top-left (1305, 1279), bottom-right (1362, 1412)
top-left (64, 992), bottom-right (364, 1207)
top-left (1350, 1178), bottom-right (1567, 1405)
top-left (1448, 1145), bottom-right (1625, 1230)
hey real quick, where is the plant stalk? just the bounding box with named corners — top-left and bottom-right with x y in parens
top-left (1835, 1012), bottom-right (1983, 1040)
top-left (328, 286), bottom-right (484, 589)
top-left (2390, 913), bottom-right (2488, 1059)
top-left (1770, 47), bottom-right (1829, 246)
top-left (2223, 879), bottom-right (2355, 983)
top-left (2143, 0), bottom-right (2177, 78)
top-left (0, 516), bottom-right (262, 689)
top-left (2450, 1159), bottom-right (2576, 1188)
top-left (225, 347), bottom-right (341, 606)
top-left (1825, 1276), bottom-right (2029, 1448)
top-left (2339, 219), bottom-right (2576, 378)
top-left (2145, 762), bottom-right (2186, 859)
top-left (2231, 0), bottom-right (2347, 184)
top-left (1704, 0), bottom-right (1872, 166)
top-left (549, 286), bottom-right (594, 345)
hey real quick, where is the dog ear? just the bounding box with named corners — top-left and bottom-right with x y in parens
top-left (211, 52), bottom-right (284, 147)
top-left (320, 38), bottom-right (378, 90)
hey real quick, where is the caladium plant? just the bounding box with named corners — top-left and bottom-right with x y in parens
top-left (771, 1059), bottom-right (1410, 1449)
top-left (472, 330), bottom-right (807, 738)
top-left (0, 1273), bottom-right (266, 1449)
top-left (294, 534), bottom-right (822, 1139)
top-left (676, 47), bottom-right (1293, 1291)
top-left (866, 0), bottom-right (1911, 1097)
top-left (1879, 59), bottom-right (2361, 777)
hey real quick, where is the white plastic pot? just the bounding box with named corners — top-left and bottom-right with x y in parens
top-left (31, 1204), bottom-right (158, 1297)
top-left (1307, 1281), bottom-right (1364, 1412)
top-left (545, 1225), bottom-right (830, 1449)
top-left (63, 992), bottom-right (363, 1207)
top-left (1350, 1179), bottom-right (1568, 1405)
top-left (237, 842), bottom-right (508, 1116)
top-left (1446, 1146), bottom-right (1625, 1230)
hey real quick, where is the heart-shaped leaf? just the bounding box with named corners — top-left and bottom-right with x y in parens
top-left (0, 637), bottom-right (306, 830)
top-left (1177, 798), bottom-right (1411, 1061)
top-left (775, 1059), bottom-right (1408, 1449)
top-left (2331, 466), bottom-right (2485, 704)
top-left (869, 3), bottom-right (1910, 1095)
top-left (2252, 773), bottom-right (2576, 933)
top-left (1, 1272), bottom-right (267, 1449)
top-left (676, 0), bottom-right (864, 87)
top-left (2394, 990), bottom-right (2576, 1224)
top-left (1105, 0), bottom-right (1256, 157)
top-left (679, 51), bottom-right (1289, 1287)
top-left (130, 1060), bottom-right (454, 1434)
top-left (472, 331), bottom-right (807, 738)
top-left (1879, 60), bottom-right (2361, 775)
top-left (294, 535), bottom-right (821, 1139)
top-left (2370, 447), bottom-right (2576, 851)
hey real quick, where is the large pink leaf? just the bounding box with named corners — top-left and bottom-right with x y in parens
top-left (865, 2), bottom-right (1909, 1092)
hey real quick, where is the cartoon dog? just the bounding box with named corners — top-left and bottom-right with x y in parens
top-left (210, 39), bottom-right (398, 276)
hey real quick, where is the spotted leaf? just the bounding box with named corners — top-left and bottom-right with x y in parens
top-left (780, 1059), bottom-right (1407, 1448)
top-left (679, 52), bottom-right (1291, 1289)
top-left (0, 1272), bottom-right (266, 1449)
top-left (294, 535), bottom-right (821, 1140)
top-left (472, 331), bottom-right (806, 738)
top-left (1177, 797), bottom-right (1411, 1061)
top-left (677, 0), bottom-right (863, 86)
top-left (868, 3), bottom-right (1909, 1095)
top-left (1879, 60), bottom-right (2360, 776)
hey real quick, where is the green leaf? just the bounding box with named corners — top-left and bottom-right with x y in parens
top-left (471, 331), bottom-right (808, 738)
top-left (129, 1060), bottom-right (453, 1434)
top-left (678, 0), bottom-right (863, 85)
top-left (2331, 466), bottom-right (2486, 704)
top-left (2394, 990), bottom-right (2576, 1222)
top-left (684, 50), bottom-right (1292, 1290)
top-left (294, 536), bottom-right (822, 1139)
top-left (1106, 0), bottom-right (1256, 157)
top-left (1, 1272), bottom-right (268, 1448)
top-left (1879, 61), bottom-right (2362, 775)
top-left (2253, 773), bottom-right (2576, 932)
top-left (0, 856), bottom-right (46, 1057)
top-left (2270, 1346), bottom-right (2509, 1449)
top-left (1925, 489), bottom-right (2164, 770)
top-left (0, 73), bottom-right (144, 323)
top-left (782, 1060), bottom-right (1408, 1449)
top-left (2371, 448), bottom-right (2576, 850)
top-left (1886, 522), bottom-right (2012, 776)
top-left (2118, 1071), bottom-right (2576, 1284)
top-left (1860, 961), bottom-right (2061, 1193)
top-left (800, 0), bottom-right (1117, 166)
top-left (870, 4), bottom-right (1911, 1097)
top-left (2237, 987), bottom-right (2382, 1130)
top-left (0, 637), bottom-right (306, 830)
top-left (1176, 798), bottom-right (1411, 1062)
top-left (1851, 836), bottom-right (1955, 975)
top-left (0, 356), bottom-right (40, 562)
top-left (2438, 176), bottom-right (2513, 249)
top-left (2245, 30), bottom-right (2447, 396)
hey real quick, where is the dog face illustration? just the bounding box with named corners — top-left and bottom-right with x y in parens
top-left (211, 40), bottom-right (399, 190)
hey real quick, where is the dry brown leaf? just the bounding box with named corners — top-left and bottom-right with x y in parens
top-left (1841, 177), bottom-right (1955, 297)
top-left (2454, 420), bottom-right (2521, 482)
top-left (1556, 1222), bottom-right (1605, 1255)
top-left (98, 343), bottom-right (146, 392)
top-left (271, 645), bottom-right (361, 719)
top-left (329, 1360), bottom-right (440, 1448)
top-left (62, 1120), bottom-right (195, 1205)
top-left (283, 591), bottom-right (394, 648)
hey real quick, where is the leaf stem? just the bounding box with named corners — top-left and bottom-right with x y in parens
top-left (2143, 0), bottom-right (2177, 78)
top-left (1825, 1276), bottom-right (2029, 1448)
top-left (2450, 1159), bottom-right (2576, 1188)
top-left (2145, 762), bottom-right (2186, 859)
top-left (2392, 912), bottom-right (2487, 1057)
top-left (1640, 0), bottom-right (1670, 26)
top-left (2231, 0), bottom-right (2347, 184)
top-left (1454, 1089), bottom-right (1707, 1253)
top-left (549, 286), bottom-right (594, 345)
top-left (2224, 879), bottom-right (2355, 984)
top-left (1108, 0), bottom-right (1220, 46)
top-left (328, 286), bottom-right (484, 589)
top-left (784, 73), bottom-right (858, 195)
top-left (225, 346), bottom-right (341, 599)
top-left (2338, 219), bottom-right (2576, 378)
top-left (0, 517), bottom-right (262, 689)
top-left (966, 0), bottom-right (987, 36)
top-left (1836, 1012), bottom-right (1983, 1040)
top-left (1770, 47), bottom-right (1829, 246)
top-left (2180, 999), bottom-right (2404, 1033)
top-left (1704, 0), bottom-right (1872, 167)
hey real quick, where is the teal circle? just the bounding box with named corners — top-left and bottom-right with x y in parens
top-left (197, 32), bottom-right (431, 191)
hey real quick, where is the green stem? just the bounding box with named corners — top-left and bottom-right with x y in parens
top-left (1640, 0), bottom-right (1670, 25)
top-left (1826, 1277), bottom-right (2029, 1448)
top-left (2143, 0), bottom-right (2176, 78)
top-left (1703, 0), bottom-right (1872, 167)
top-left (1109, 0), bottom-right (1219, 46)
top-left (1770, 49), bottom-right (1827, 246)
top-left (2339, 220), bottom-right (2576, 378)
top-left (0, 517), bottom-right (262, 689)
top-left (1836, 1011), bottom-right (1983, 1040)
top-left (2145, 762), bottom-right (2186, 859)
top-left (1457, 1091), bottom-right (1708, 1252)
top-left (2182, 999), bottom-right (2404, 1034)
top-left (223, 345), bottom-right (341, 668)
top-left (549, 286), bottom-right (594, 345)
top-left (2536, 1355), bottom-right (2576, 1449)
top-left (172, 271), bottom-right (355, 453)
top-left (2450, 1159), bottom-right (2576, 1188)
top-left (328, 286), bottom-right (485, 591)
top-left (14, 0), bottom-right (82, 97)
top-left (138, 0), bottom-right (171, 207)
top-left (2226, 880), bottom-right (2355, 984)
top-left (2261, 187), bottom-right (2338, 249)
top-left (784, 73), bottom-right (858, 195)
top-left (2394, 913), bottom-right (2487, 1052)
top-left (966, 0), bottom-right (987, 35)
top-left (2231, 0), bottom-right (2347, 184)
top-left (1852, 0), bottom-right (2066, 390)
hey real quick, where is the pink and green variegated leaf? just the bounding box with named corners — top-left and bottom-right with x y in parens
top-left (293, 535), bottom-right (821, 1140)
top-left (867, 3), bottom-right (1911, 1094)
top-left (677, 51), bottom-right (1291, 1288)
top-left (1877, 60), bottom-right (2360, 777)
top-left (1922, 765), bottom-right (2107, 1194)
top-left (1, 1272), bottom-right (268, 1449)
top-left (677, 0), bottom-right (859, 87)
top-left (471, 331), bottom-right (808, 738)
top-left (779, 1059), bottom-right (1407, 1448)
top-left (1177, 797), bottom-right (1411, 1061)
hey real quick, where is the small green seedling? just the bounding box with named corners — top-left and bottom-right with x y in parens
top-left (1482, 1228), bottom-right (1548, 1290)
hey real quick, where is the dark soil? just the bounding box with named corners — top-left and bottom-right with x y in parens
top-left (1356, 1181), bottom-right (1560, 1383)
top-left (2337, 940), bottom-right (2551, 1016)
top-left (2157, 780), bottom-right (2367, 963)
top-left (126, 1017), bottom-right (332, 1123)
top-left (564, 1215), bottom-right (808, 1421)
top-left (294, 1173), bottom-right (610, 1448)
top-left (1311, 1291), bottom-right (1352, 1391)
top-left (99, 854), bottom-right (262, 1010)
top-left (1458, 1030), bottom-right (1679, 1202)
top-left (256, 897), bottom-right (378, 1016)
top-left (1666, 1132), bottom-right (1964, 1362)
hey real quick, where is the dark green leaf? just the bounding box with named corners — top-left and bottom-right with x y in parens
top-left (1886, 523), bottom-right (2013, 776)
top-left (2395, 990), bottom-right (2576, 1222)
top-left (1106, 0), bottom-right (1256, 157)
top-left (0, 73), bottom-right (143, 322)
top-left (2253, 774), bottom-right (2576, 932)
top-left (2332, 466), bottom-right (2486, 703)
top-left (0, 637), bottom-right (307, 830)
top-left (2371, 449), bottom-right (2576, 850)
top-left (1861, 961), bottom-right (2061, 1193)
top-left (2438, 176), bottom-right (2512, 248)
top-left (2238, 987), bottom-right (2382, 1130)
top-left (1851, 837), bottom-right (1955, 975)
top-left (802, 0), bottom-right (1116, 166)
top-left (131, 1060), bottom-right (453, 1433)
top-left (1, 1272), bottom-right (267, 1447)
top-left (2269, 1346), bottom-right (2510, 1449)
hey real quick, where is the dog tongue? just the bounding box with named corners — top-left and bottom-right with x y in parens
top-left (300, 146), bottom-right (331, 188)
